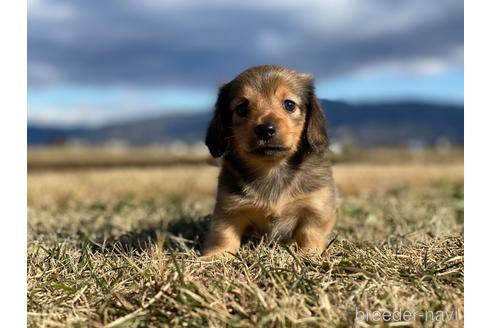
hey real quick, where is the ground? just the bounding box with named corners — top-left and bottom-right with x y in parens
top-left (27, 148), bottom-right (464, 327)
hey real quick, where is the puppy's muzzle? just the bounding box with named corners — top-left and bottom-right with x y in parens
top-left (255, 123), bottom-right (276, 141)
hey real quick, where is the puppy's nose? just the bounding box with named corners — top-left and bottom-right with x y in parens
top-left (255, 123), bottom-right (276, 141)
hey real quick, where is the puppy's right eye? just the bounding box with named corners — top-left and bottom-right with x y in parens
top-left (235, 101), bottom-right (249, 117)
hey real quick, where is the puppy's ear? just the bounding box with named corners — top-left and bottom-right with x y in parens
top-left (304, 81), bottom-right (329, 152)
top-left (205, 83), bottom-right (232, 157)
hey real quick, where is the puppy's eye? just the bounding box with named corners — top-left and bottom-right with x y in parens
top-left (235, 101), bottom-right (249, 117)
top-left (283, 99), bottom-right (296, 112)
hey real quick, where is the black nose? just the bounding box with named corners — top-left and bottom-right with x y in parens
top-left (255, 123), bottom-right (276, 141)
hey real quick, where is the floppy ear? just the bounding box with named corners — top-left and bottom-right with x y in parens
top-left (304, 83), bottom-right (329, 152)
top-left (205, 83), bottom-right (232, 157)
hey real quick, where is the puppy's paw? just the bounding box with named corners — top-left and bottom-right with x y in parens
top-left (198, 255), bottom-right (216, 263)
top-left (199, 249), bottom-right (237, 262)
top-left (298, 246), bottom-right (324, 256)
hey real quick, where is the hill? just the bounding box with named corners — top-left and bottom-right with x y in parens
top-left (27, 100), bottom-right (464, 148)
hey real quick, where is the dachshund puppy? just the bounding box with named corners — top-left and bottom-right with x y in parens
top-left (203, 65), bottom-right (336, 257)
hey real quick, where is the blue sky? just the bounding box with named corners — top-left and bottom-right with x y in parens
top-left (28, 0), bottom-right (463, 126)
top-left (28, 86), bottom-right (216, 126)
top-left (318, 68), bottom-right (464, 104)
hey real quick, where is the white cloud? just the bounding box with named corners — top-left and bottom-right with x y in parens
top-left (28, 107), bottom-right (109, 127)
top-left (27, 0), bottom-right (463, 86)
top-left (28, 0), bottom-right (74, 22)
top-left (27, 105), bottom-right (176, 127)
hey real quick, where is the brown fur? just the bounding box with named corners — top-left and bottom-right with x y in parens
top-left (203, 65), bottom-right (336, 257)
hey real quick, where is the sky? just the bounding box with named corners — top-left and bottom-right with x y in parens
top-left (28, 0), bottom-right (464, 127)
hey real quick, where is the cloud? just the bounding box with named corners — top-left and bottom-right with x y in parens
top-left (27, 106), bottom-right (112, 127)
top-left (28, 85), bottom-right (216, 126)
top-left (28, 0), bottom-right (463, 87)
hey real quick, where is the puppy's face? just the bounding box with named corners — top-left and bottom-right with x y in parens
top-left (206, 65), bottom-right (328, 161)
top-left (228, 75), bottom-right (307, 159)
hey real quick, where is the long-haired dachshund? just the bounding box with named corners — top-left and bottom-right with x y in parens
top-left (203, 65), bottom-right (336, 257)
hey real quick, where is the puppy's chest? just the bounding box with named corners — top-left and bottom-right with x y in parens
top-left (242, 173), bottom-right (297, 213)
top-left (224, 169), bottom-right (326, 238)
top-left (243, 187), bottom-right (303, 240)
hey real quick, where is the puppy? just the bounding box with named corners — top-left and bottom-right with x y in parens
top-left (203, 65), bottom-right (336, 257)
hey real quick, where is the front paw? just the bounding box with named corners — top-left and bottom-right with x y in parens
top-left (199, 248), bottom-right (237, 261)
top-left (298, 245), bottom-right (325, 255)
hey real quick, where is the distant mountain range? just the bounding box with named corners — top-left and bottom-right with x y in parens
top-left (27, 100), bottom-right (464, 148)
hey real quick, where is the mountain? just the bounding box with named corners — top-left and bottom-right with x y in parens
top-left (27, 100), bottom-right (464, 148)
top-left (321, 100), bottom-right (463, 147)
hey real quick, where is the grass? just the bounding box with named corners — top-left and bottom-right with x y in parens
top-left (27, 148), bottom-right (464, 327)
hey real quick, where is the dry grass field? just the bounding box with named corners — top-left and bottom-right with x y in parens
top-left (27, 148), bottom-right (464, 327)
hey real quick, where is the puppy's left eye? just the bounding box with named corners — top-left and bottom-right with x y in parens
top-left (235, 101), bottom-right (249, 117)
top-left (283, 99), bottom-right (296, 112)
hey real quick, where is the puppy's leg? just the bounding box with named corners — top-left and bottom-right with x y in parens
top-left (292, 210), bottom-right (335, 254)
top-left (201, 215), bottom-right (247, 258)
top-left (291, 187), bottom-right (336, 254)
